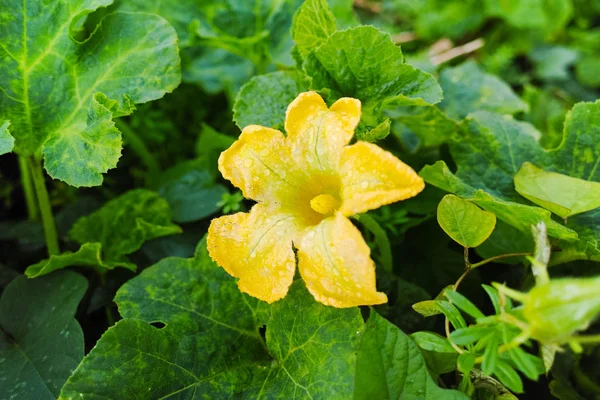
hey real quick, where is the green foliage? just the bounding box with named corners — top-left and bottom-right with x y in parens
top-left (0, 3), bottom-right (181, 186)
top-left (355, 311), bottom-right (467, 399)
top-left (2, 0), bottom-right (600, 398)
top-left (439, 61), bottom-right (529, 120)
top-left (26, 190), bottom-right (181, 277)
top-left (0, 271), bottom-right (87, 399)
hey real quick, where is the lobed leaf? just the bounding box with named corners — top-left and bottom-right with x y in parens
top-left (0, 4), bottom-right (181, 186)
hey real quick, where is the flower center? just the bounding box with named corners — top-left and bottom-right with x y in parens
top-left (310, 194), bottom-right (340, 215)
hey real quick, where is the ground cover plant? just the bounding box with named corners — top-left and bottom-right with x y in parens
top-left (1, 0), bottom-right (600, 398)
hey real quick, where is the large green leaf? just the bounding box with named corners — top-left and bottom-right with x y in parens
top-left (0, 3), bottom-right (181, 186)
top-left (26, 190), bottom-right (181, 277)
top-left (439, 61), bottom-right (528, 120)
top-left (420, 161), bottom-right (577, 241)
top-left (292, 0), bottom-right (337, 59)
top-left (303, 26), bottom-right (442, 129)
top-left (354, 311), bottom-right (468, 400)
top-left (452, 111), bottom-right (548, 200)
top-left (515, 162), bottom-right (600, 218)
top-left (0, 120), bottom-right (13, 155)
top-left (0, 271), bottom-right (87, 399)
top-left (60, 242), bottom-right (365, 399)
top-left (233, 71), bottom-right (308, 130)
top-left (437, 194), bottom-right (497, 248)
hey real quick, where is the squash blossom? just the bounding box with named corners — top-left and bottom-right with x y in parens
top-left (207, 92), bottom-right (424, 307)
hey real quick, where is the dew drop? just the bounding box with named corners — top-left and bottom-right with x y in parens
top-left (243, 159), bottom-right (254, 167)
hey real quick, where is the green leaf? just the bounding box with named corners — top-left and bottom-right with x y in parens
top-left (436, 300), bottom-right (467, 329)
top-left (303, 26), bottom-right (442, 128)
top-left (482, 284), bottom-right (503, 315)
top-left (515, 162), bottom-right (600, 218)
top-left (530, 46), bottom-right (579, 81)
top-left (445, 290), bottom-right (485, 320)
top-left (25, 242), bottom-right (135, 279)
top-left (450, 326), bottom-right (494, 345)
top-left (437, 194), bottom-right (497, 248)
top-left (415, 0), bottom-right (485, 40)
top-left (70, 189), bottom-right (181, 260)
top-left (507, 346), bottom-right (543, 380)
top-left (420, 161), bottom-right (578, 241)
top-left (439, 61), bottom-right (528, 120)
top-left (481, 332), bottom-right (500, 375)
top-left (476, 221), bottom-right (532, 265)
top-left (494, 359), bottom-right (524, 393)
top-left (411, 332), bottom-right (458, 378)
top-left (355, 311), bottom-right (468, 400)
top-left (0, 271), bottom-right (87, 399)
top-left (157, 160), bottom-right (228, 223)
top-left (452, 111), bottom-right (546, 200)
top-left (0, 7), bottom-right (181, 186)
top-left (357, 118), bottom-right (391, 142)
top-left (388, 105), bottom-right (459, 148)
top-left (412, 300), bottom-right (443, 317)
top-left (0, 120), bottom-right (14, 155)
top-left (485, 0), bottom-right (573, 34)
top-left (292, 0), bottom-right (337, 59)
top-left (522, 85), bottom-right (570, 149)
top-left (411, 331), bottom-right (456, 353)
top-left (26, 190), bottom-right (181, 278)
top-left (457, 352), bottom-right (476, 374)
top-left (233, 71), bottom-right (308, 130)
top-left (576, 55), bottom-right (600, 87)
top-left (61, 242), bottom-right (365, 398)
top-left (552, 101), bottom-right (600, 182)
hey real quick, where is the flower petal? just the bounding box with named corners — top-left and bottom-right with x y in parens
top-left (218, 125), bottom-right (302, 205)
top-left (207, 203), bottom-right (300, 303)
top-left (285, 92), bottom-right (361, 173)
top-left (297, 213), bottom-right (387, 308)
top-left (339, 141), bottom-right (424, 215)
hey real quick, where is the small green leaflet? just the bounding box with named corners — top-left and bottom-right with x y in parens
top-left (0, 2), bottom-right (181, 186)
top-left (0, 271), bottom-right (87, 400)
top-left (26, 190), bottom-right (181, 278)
top-left (439, 61), bottom-right (529, 120)
top-left (437, 194), bottom-right (497, 248)
top-left (0, 121), bottom-right (14, 155)
top-left (515, 162), bottom-right (600, 218)
top-left (355, 311), bottom-right (468, 400)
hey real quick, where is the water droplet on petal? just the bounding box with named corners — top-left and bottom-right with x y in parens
top-left (244, 159), bottom-right (254, 167)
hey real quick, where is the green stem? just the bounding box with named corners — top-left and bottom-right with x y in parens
top-left (570, 334), bottom-right (600, 344)
top-left (115, 120), bottom-right (161, 178)
top-left (28, 157), bottom-right (59, 256)
top-left (357, 214), bottom-right (393, 272)
top-left (19, 155), bottom-right (38, 221)
top-left (470, 252), bottom-right (532, 269)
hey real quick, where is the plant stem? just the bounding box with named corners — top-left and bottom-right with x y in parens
top-left (115, 119), bottom-right (161, 178)
top-left (570, 334), bottom-right (600, 344)
top-left (357, 214), bottom-right (393, 272)
top-left (19, 155), bottom-right (38, 221)
top-left (470, 252), bottom-right (532, 269)
top-left (28, 157), bottom-right (59, 256)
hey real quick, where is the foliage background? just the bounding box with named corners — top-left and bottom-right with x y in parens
top-left (1, 0), bottom-right (600, 399)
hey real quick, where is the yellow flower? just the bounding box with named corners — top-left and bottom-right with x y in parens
top-left (207, 92), bottom-right (424, 308)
